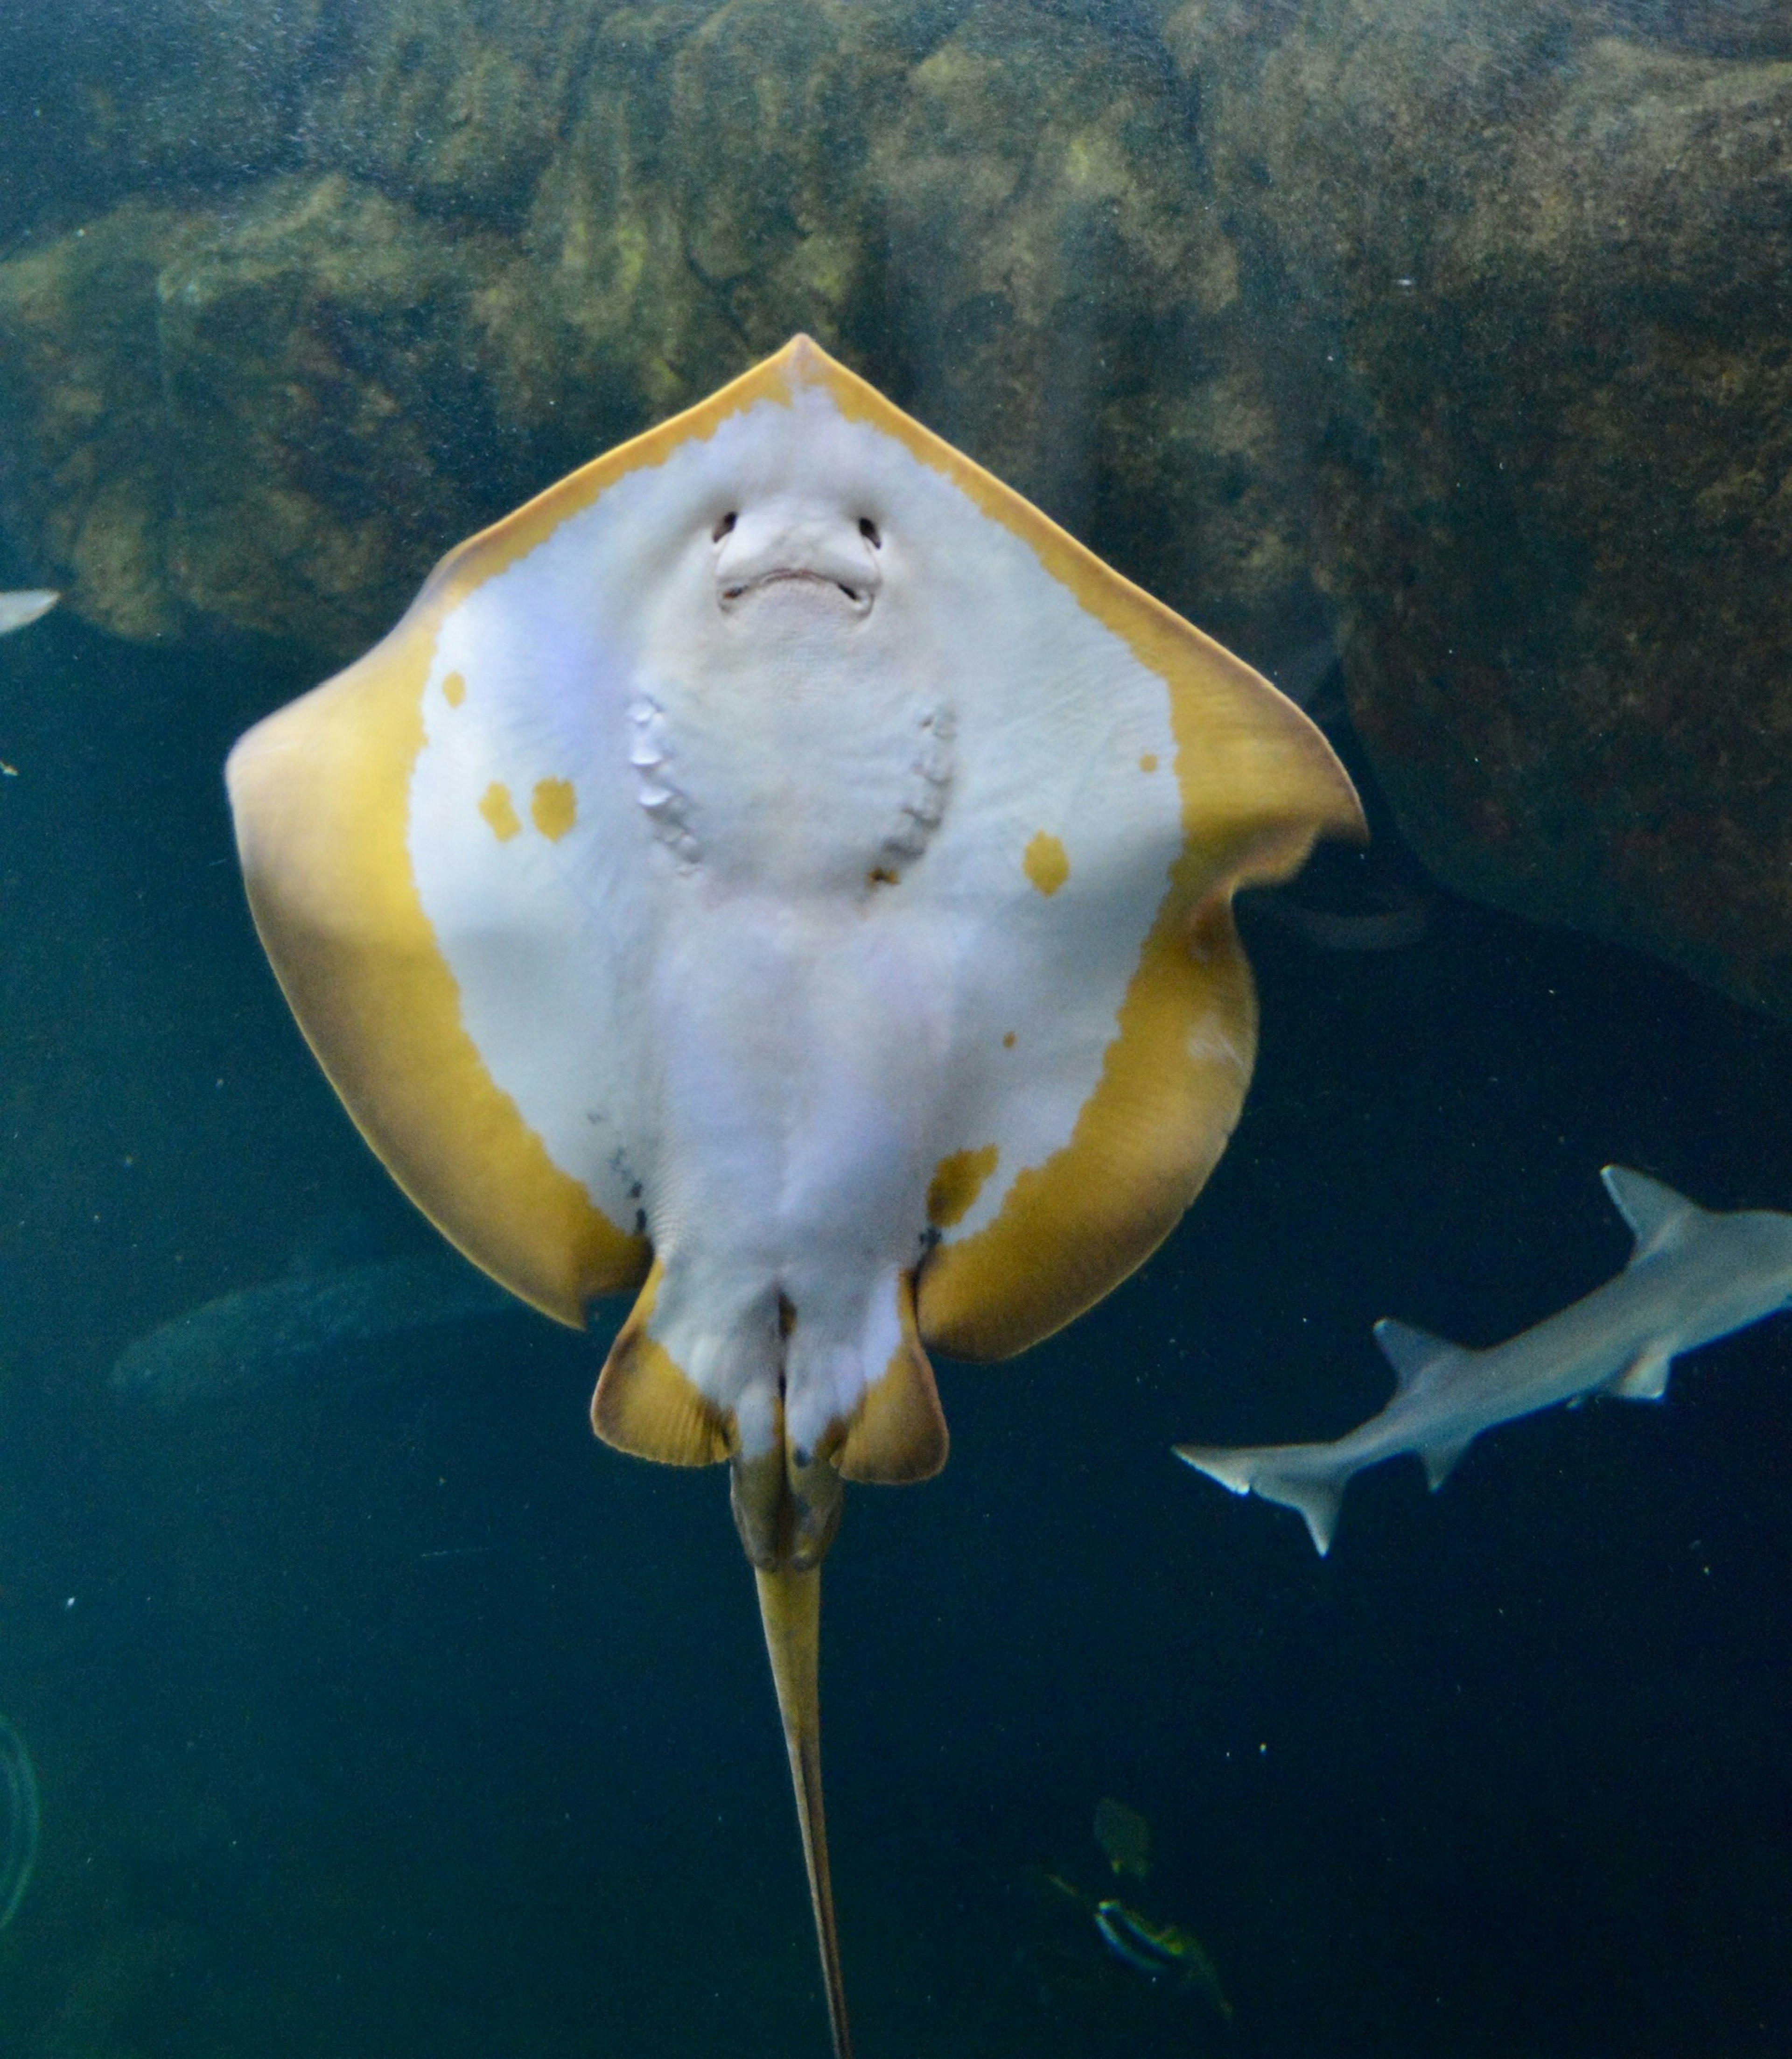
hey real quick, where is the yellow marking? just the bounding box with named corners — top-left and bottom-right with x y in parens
top-left (1140, 752), bottom-right (1158, 773)
top-left (478, 782), bottom-right (521, 842)
top-left (927, 1145), bottom-right (999, 1229)
top-left (868, 865), bottom-right (900, 887)
top-left (531, 777), bottom-right (577, 842)
top-left (1002, 1031), bottom-right (1016, 1049)
top-left (1024, 831), bottom-right (1070, 897)
top-left (442, 670), bottom-right (466, 708)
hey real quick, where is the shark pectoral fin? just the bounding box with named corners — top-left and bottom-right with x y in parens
top-left (838, 1276), bottom-right (948, 1485)
top-left (1602, 1166), bottom-right (1698, 1251)
top-left (1420, 1433), bottom-right (1474, 1491)
top-left (756, 1563), bottom-right (853, 2059)
top-left (590, 1261), bottom-right (734, 1466)
top-left (1373, 1317), bottom-right (1462, 1393)
top-left (1175, 1444), bottom-right (1345, 1556)
top-left (1610, 1346), bottom-right (1673, 1402)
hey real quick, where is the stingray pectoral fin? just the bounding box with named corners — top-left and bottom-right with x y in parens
top-left (837, 1275), bottom-right (948, 1485)
top-left (756, 1565), bottom-right (853, 2059)
top-left (591, 1260), bottom-right (733, 1466)
top-left (226, 632), bottom-right (649, 1326)
top-left (916, 737), bottom-right (1361, 1365)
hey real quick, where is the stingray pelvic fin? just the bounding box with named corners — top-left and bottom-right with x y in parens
top-left (591, 1260), bottom-right (733, 1465)
top-left (756, 1564), bottom-right (853, 2059)
top-left (838, 1275), bottom-right (948, 1485)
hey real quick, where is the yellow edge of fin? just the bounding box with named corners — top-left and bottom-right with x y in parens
top-left (774, 337), bottom-right (1363, 1363)
top-left (837, 1274), bottom-right (948, 1485)
top-left (592, 1259), bottom-right (735, 1466)
top-left (233, 331), bottom-right (1359, 1351)
top-left (224, 346), bottom-right (832, 1328)
top-left (917, 891), bottom-right (1260, 1362)
top-left (227, 593), bottom-right (648, 1328)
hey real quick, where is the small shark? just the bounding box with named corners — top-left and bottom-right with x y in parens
top-left (1176, 1167), bottom-right (1792, 1554)
top-left (113, 1247), bottom-right (520, 1408)
top-left (0, 591), bottom-right (57, 637)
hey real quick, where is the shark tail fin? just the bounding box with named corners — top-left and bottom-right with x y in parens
top-left (1372, 1317), bottom-right (1464, 1394)
top-left (1602, 1166), bottom-right (1699, 1252)
top-left (1175, 1443), bottom-right (1348, 1557)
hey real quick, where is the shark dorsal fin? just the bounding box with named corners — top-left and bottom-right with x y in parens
top-left (1601, 1166), bottom-right (1697, 1251)
top-left (1372, 1317), bottom-right (1459, 1393)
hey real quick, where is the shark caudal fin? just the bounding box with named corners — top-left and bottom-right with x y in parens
top-left (1174, 1442), bottom-right (1348, 1556)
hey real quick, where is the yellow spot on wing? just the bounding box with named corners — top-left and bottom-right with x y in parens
top-left (927, 1144), bottom-right (999, 1229)
top-left (479, 782), bottom-right (521, 842)
top-left (1002, 1031), bottom-right (1017, 1049)
top-left (532, 777), bottom-right (577, 841)
top-left (1140, 752), bottom-right (1158, 773)
top-left (1024, 831), bottom-right (1070, 897)
top-left (442, 671), bottom-right (466, 708)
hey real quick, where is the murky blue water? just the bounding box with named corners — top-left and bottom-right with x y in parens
top-left (0, 607), bottom-right (1785, 2058)
top-left (1, 7), bottom-right (1788, 2056)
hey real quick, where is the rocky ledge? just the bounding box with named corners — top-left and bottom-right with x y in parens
top-left (0, 0), bottom-right (1787, 1020)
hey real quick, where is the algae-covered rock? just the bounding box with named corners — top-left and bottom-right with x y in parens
top-left (871, 5), bottom-right (1311, 650)
top-left (0, 0), bottom-right (1300, 668)
top-left (0, 178), bottom-right (544, 654)
top-left (1200, 5), bottom-right (1792, 1018)
top-left (0, 0), bottom-right (1789, 1017)
top-left (0, 204), bottom-right (192, 642)
top-left (154, 176), bottom-right (538, 654)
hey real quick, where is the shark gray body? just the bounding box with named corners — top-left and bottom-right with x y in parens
top-left (113, 1249), bottom-right (518, 1408)
top-left (1177, 1167), bottom-right (1792, 1554)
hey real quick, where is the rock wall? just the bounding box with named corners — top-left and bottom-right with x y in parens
top-left (0, 0), bottom-right (1788, 1019)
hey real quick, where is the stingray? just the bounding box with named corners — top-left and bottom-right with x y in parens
top-left (226, 336), bottom-right (1360, 2054)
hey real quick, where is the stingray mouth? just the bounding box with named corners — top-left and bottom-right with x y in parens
top-left (718, 568), bottom-right (875, 615)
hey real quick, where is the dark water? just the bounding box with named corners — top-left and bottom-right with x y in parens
top-left (0, 602), bottom-right (1786, 2059)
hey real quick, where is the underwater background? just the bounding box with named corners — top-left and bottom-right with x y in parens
top-left (1, 3), bottom-right (1789, 2055)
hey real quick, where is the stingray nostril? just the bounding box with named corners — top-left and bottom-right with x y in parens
top-left (858, 517), bottom-right (881, 548)
top-left (838, 583), bottom-right (861, 603)
top-left (712, 511), bottom-right (737, 543)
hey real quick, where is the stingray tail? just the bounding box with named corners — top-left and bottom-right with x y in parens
top-left (1174, 1441), bottom-right (1350, 1556)
top-left (756, 1565), bottom-right (854, 2059)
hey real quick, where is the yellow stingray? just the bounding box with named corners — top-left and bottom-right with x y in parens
top-left (226, 337), bottom-right (1361, 2055)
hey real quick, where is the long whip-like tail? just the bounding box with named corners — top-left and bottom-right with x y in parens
top-left (756, 1564), bottom-right (853, 2059)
